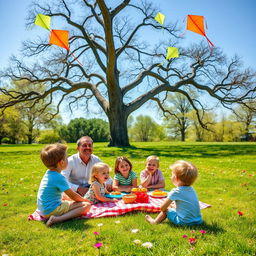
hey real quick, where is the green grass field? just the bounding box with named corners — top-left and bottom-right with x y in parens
top-left (0, 142), bottom-right (255, 256)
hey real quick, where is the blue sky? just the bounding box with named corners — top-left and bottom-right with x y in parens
top-left (0, 0), bottom-right (255, 122)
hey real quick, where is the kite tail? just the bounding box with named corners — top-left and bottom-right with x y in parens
top-left (205, 35), bottom-right (214, 48)
top-left (70, 52), bottom-right (83, 66)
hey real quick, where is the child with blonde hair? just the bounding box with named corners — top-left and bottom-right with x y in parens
top-left (145, 160), bottom-right (202, 225)
top-left (112, 156), bottom-right (137, 192)
top-left (84, 163), bottom-right (118, 204)
top-left (140, 155), bottom-right (165, 189)
top-left (37, 143), bottom-right (91, 227)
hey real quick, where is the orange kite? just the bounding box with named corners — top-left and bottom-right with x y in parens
top-left (186, 15), bottom-right (214, 48)
top-left (49, 29), bottom-right (82, 66)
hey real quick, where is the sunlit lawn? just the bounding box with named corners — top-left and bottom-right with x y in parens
top-left (0, 142), bottom-right (255, 255)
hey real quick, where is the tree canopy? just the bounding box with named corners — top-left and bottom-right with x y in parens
top-left (0, 0), bottom-right (255, 146)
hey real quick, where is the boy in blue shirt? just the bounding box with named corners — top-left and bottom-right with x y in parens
top-left (37, 143), bottom-right (91, 227)
top-left (145, 160), bottom-right (202, 225)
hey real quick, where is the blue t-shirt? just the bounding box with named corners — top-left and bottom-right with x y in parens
top-left (37, 170), bottom-right (70, 216)
top-left (168, 186), bottom-right (202, 224)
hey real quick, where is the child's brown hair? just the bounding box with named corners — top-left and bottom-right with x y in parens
top-left (114, 156), bottom-right (132, 174)
top-left (40, 143), bottom-right (67, 169)
top-left (89, 162), bottom-right (110, 184)
top-left (170, 160), bottom-right (198, 186)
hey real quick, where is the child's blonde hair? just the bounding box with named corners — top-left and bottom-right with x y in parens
top-left (146, 155), bottom-right (159, 167)
top-left (40, 143), bottom-right (67, 169)
top-left (114, 156), bottom-right (132, 174)
top-left (89, 162), bottom-right (110, 184)
top-left (170, 160), bottom-right (198, 186)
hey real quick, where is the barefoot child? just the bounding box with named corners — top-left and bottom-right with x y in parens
top-left (84, 163), bottom-right (118, 203)
top-left (37, 143), bottom-right (91, 227)
top-left (112, 156), bottom-right (137, 193)
top-left (140, 155), bottom-right (165, 190)
top-left (145, 160), bottom-right (202, 225)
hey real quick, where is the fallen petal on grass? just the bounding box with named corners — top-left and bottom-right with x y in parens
top-left (188, 238), bottom-right (197, 245)
top-left (131, 229), bottom-right (139, 233)
top-left (133, 239), bottom-right (142, 245)
top-left (142, 242), bottom-right (153, 248)
top-left (237, 211), bottom-right (244, 216)
top-left (94, 243), bottom-right (103, 248)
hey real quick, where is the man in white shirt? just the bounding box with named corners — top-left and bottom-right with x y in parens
top-left (61, 136), bottom-right (112, 196)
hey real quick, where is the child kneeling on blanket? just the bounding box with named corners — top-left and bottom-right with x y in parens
top-left (37, 143), bottom-right (91, 227)
top-left (145, 160), bottom-right (202, 225)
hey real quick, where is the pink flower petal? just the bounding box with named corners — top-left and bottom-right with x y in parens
top-left (182, 235), bottom-right (188, 238)
top-left (93, 232), bottom-right (100, 235)
top-left (94, 243), bottom-right (103, 248)
top-left (188, 238), bottom-right (197, 245)
top-left (199, 230), bottom-right (206, 234)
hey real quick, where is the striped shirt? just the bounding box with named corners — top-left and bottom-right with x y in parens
top-left (114, 171), bottom-right (137, 186)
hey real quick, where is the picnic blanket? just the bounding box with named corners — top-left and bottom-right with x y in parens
top-left (28, 197), bottom-right (211, 221)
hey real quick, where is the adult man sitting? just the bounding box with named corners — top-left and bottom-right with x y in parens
top-left (61, 136), bottom-right (112, 196)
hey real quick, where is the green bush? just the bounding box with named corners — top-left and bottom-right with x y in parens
top-left (37, 130), bottom-right (61, 144)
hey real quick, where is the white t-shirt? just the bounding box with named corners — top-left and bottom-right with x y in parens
top-left (61, 153), bottom-right (112, 191)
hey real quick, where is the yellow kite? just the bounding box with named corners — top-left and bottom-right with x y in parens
top-left (166, 47), bottom-right (179, 59)
top-left (154, 12), bottom-right (165, 25)
top-left (35, 14), bottom-right (51, 30)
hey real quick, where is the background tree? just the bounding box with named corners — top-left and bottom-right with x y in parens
top-left (4, 80), bottom-right (62, 144)
top-left (129, 115), bottom-right (165, 142)
top-left (231, 101), bottom-right (256, 141)
top-left (188, 110), bottom-right (216, 142)
top-left (159, 93), bottom-right (193, 141)
top-left (58, 118), bottom-right (109, 142)
top-left (1, 0), bottom-right (255, 146)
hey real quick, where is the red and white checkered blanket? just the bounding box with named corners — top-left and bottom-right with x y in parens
top-left (28, 197), bottom-right (211, 221)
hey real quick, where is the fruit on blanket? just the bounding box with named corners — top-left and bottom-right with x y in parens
top-left (111, 191), bottom-right (121, 195)
top-left (131, 188), bottom-right (139, 193)
top-left (122, 194), bottom-right (137, 204)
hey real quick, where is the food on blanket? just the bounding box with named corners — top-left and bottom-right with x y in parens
top-left (122, 194), bottom-right (137, 204)
top-left (140, 187), bottom-right (148, 193)
top-left (131, 188), bottom-right (147, 193)
top-left (111, 191), bottom-right (121, 195)
top-left (152, 190), bottom-right (167, 197)
top-left (135, 192), bottom-right (149, 203)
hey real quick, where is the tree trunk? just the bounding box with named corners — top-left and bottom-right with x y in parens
top-left (181, 129), bottom-right (185, 141)
top-left (107, 108), bottom-right (130, 147)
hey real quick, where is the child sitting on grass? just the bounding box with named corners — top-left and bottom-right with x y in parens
top-left (37, 143), bottom-right (91, 227)
top-left (145, 160), bottom-right (202, 225)
top-left (140, 155), bottom-right (165, 190)
top-left (112, 156), bottom-right (137, 192)
top-left (84, 163), bottom-right (118, 204)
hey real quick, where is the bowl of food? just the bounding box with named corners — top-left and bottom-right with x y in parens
top-left (122, 194), bottom-right (137, 204)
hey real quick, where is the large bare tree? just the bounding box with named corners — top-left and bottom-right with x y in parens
top-left (0, 0), bottom-right (255, 146)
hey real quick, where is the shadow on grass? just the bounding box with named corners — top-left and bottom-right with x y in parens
top-left (167, 221), bottom-right (225, 234)
top-left (51, 218), bottom-right (92, 231)
top-left (99, 144), bottom-right (256, 159)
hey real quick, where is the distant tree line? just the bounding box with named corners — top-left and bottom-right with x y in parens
top-left (0, 88), bottom-right (255, 144)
